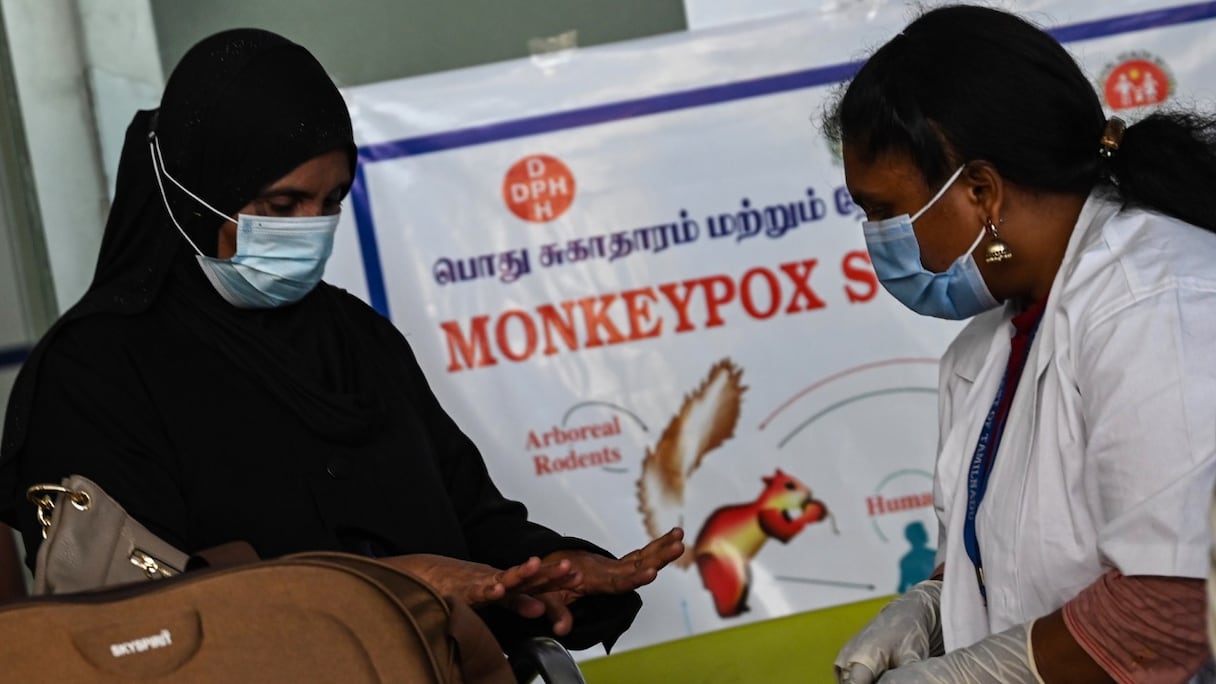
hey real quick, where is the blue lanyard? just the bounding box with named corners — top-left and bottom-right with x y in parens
top-left (961, 315), bottom-right (1042, 603)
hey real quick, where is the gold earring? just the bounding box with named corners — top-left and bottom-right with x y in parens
top-left (983, 218), bottom-right (1013, 264)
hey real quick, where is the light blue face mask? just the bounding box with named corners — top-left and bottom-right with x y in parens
top-left (861, 166), bottom-right (999, 320)
top-left (195, 214), bottom-right (337, 309)
top-left (149, 136), bottom-right (339, 309)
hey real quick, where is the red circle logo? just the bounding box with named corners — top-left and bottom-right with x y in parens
top-left (502, 155), bottom-right (576, 223)
top-left (1104, 58), bottom-right (1170, 110)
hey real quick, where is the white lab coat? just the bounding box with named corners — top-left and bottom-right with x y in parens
top-left (934, 191), bottom-right (1216, 654)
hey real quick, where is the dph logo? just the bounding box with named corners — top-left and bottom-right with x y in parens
top-left (502, 154), bottom-right (576, 223)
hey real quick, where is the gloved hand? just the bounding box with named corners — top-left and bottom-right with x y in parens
top-left (834, 579), bottom-right (943, 683)
top-left (876, 621), bottom-right (1042, 683)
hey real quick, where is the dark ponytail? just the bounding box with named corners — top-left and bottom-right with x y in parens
top-left (826, 4), bottom-right (1216, 233)
top-left (1107, 112), bottom-right (1216, 232)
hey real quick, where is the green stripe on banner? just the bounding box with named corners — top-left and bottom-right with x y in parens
top-left (579, 596), bottom-right (890, 683)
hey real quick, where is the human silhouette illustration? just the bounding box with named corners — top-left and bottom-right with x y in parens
top-left (897, 521), bottom-right (936, 593)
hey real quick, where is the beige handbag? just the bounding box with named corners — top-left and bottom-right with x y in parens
top-left (26, 474), bottom-right (188, 595)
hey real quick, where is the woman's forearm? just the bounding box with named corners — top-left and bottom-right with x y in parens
top-left (1031, 608), bottom-right (1115, 683)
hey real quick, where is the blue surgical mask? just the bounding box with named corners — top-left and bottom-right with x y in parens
top-left (196, 214), bottom-right (337, 309)
top-left (149, 136), bottom-right (338, 309)
top-left (861, 166), bottom-right (999, 320)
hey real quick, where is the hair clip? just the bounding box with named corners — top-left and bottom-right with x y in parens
top-left (1098, 117), bottom-right (1126, 158)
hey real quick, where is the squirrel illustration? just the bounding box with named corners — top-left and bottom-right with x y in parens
top-left (636, 359), bottom-right (832, 618)
top-left (693, 469), bottom-right (830, 617)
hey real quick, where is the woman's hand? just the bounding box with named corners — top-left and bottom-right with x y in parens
top-left (543, 526), bottom-right (686, 598)
top-left (502, 526), bottom-right (684, 636)
top-left (380, 528), bottom-right (684, 638)
top-left (874, 622), bottom-right (1040, 684)
top-left (379, 553), bottom-right (581, 622)
top-left (834, 579), bottom-right (943, 683)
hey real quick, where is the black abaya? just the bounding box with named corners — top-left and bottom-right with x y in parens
top-left (0, 28), bottom-right (640, 651)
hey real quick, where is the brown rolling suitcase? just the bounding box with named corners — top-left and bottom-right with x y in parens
top-left (0, 550), bottom-right (513, 683)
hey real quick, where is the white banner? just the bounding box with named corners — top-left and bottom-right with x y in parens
top-left (327, 0), bottom-right (1216, 652)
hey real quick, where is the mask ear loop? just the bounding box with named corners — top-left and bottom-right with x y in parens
top-left (961, 224), bottom-right (988, 260)
top-left (147, 134), bottom-right (237, 258)
top-left (910, 165), bottom-right (966, 223)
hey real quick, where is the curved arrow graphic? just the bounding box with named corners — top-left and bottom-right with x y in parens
top-left (778, 387), bottom-right (937, 448)
top-left (561, 401), bottom-right (649, 431)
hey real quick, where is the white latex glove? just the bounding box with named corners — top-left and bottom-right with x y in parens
top-left (876, 622), bottom-right (1042, 683)
top-left (834, 579), bottom-right (944, 683)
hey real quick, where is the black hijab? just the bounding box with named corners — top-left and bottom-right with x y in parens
top-left (2, 29), bottom-right (383, 479)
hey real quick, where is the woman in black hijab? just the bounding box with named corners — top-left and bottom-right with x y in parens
top-left (0, 28), bottom-right (683, 652)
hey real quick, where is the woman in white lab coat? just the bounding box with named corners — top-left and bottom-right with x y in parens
top-left (828, 6), bottom-right (1215, 683)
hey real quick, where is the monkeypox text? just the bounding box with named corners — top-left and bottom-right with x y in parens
top-left (439, 251), bottom-right (878, 372)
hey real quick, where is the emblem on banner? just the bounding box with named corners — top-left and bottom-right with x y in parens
top-left (503, 154), bottom-right (576, 222)
top-left (1099, 51), bottom-right (1174, 112)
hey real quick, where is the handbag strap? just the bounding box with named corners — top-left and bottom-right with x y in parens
top-left (25, 484), bottom-right (91, 540)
